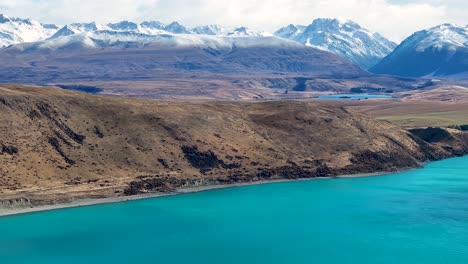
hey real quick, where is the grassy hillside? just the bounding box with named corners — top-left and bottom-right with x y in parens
top-left (377, 110), bottom-right (468, 127)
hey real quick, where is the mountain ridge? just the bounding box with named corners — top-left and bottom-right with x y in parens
top-left (274, 18), bottom-right (397, 69)
top-left (371, 23), bottom-right (468, 78)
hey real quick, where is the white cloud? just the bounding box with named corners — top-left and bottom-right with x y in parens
top-left (1, 0), bottom-right (466, 42)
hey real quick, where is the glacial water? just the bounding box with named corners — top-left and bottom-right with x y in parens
top-left (1, 157), bottom-right (468, 264)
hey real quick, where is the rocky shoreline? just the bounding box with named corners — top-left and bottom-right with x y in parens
top-left (0, 126), bottom-right (466, 216)
top-left (0, 169), bottom-right (411, 217)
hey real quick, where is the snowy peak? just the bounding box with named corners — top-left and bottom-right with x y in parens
top-left (410, 23), bottom-right (468, 52)
top-left (274, 24), bottom-right (305, 39)
top-left (50, 22), bottom-right (110, 38)
top-left (307, 18), bottom-right (344, 31)
top-left (275, 18), bottom-right (397, 69)
top-left (69, 22), bottom-right (109, 32)
top-left (0, 14), bottom-right (12, 23)
top-left (226, 27), bottom-right (262, 37)
top-left (0, 14), bottom-right (60, 47)
top-left (192, 24), bottom-right (227, 35)
top-left (192, 25), bottom-right (264, 37)
top-left (107, 21), bottom-right (139, 32)
top-left (141, 21), bottom-right (166, 30)
top-left (164, 22), bottom-right (191, 34)
top-left (140, 21), bottom-right (168, 35)
top-left (370, 23), bottom-right (468, 78)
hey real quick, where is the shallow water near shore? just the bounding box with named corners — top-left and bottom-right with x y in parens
top-left (1, 157), bottom-right (468, 263)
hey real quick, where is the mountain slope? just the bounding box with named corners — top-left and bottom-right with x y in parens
top-left (370, 24), bottom-right (468, 78)
top-left (0, 14), bottom-right (60, 47)
top-left (0, 32), bottom-right (366, 84)
top-left (275, 18), bottom-right (397, 69)
top-left (1, 84), bottom-right (466, 204)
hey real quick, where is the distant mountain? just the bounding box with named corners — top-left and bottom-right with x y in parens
top-left (192, 25), bottom-right (228, 35)
top-left (50, 22), bottom-right (110, 38)
top-left (0, 14), bottom-right (268, 48)
top-left (275, 18), bottom-right (397, 69)
top-left (107, 21), bottom-right (140, 32)
top-left (0, 14), bottom-right (60, 47)
top-left (226, 27), bottom-right (263, 37)
top-left (0, 31), bottom-right (366, 84)
top-left (370, 23), bottom-right (468, 78)
top-left (140, 21), bottom-right (167, 34)
top-left (164, 22), bottom-right (192, 34)
top-left (50, 20), bottom-right (262, 39)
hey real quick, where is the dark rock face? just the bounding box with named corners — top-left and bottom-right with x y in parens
top-left (256, 164), bottom-right (332, 180)
top-left (409, 127), bottom-right (455, 143)
top-left (1, 145), bottom-right (18, 155)
top-left (48, 137), bottom-right (75, 165)
top-left (158, 159), bottom-right (170, 169)
top-left (348, 150), bottom-right (418, 172)
top-left (124, 176), bottom-right (189, 196)
top-left (181, 145), bottom-right (224, 173)
top-left (35, 102), bottom-right (86, 144)
top-left (409, 127), bottom-right (468, 158)
top-left (93, 126), bottom-right (104, 138)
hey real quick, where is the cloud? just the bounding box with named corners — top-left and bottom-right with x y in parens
top-left (1, 0), bottom-right (466, 42)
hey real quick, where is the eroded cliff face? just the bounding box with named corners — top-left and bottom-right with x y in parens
top-left (0, 85), bottom-right (466, 205)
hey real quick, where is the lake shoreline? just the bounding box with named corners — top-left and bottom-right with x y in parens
top-left (0, 170), bottom-right (403, 218)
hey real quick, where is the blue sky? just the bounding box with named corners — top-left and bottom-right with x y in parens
top-left (0, 0), bottom-right (466, 41)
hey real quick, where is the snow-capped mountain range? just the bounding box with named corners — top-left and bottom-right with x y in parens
top-left (371, 23), bottom-right (468, 77)
top-left (0, 14), bottom-right (60, 47)
top-left (275, 18), bottom-right (397, 69)
top-left (1, 14), bottom-right (467, 78)
top-left (0, 14), bottom-right (267, 49)
top-left (0, 14), bottom-right (398, 70)
top-left (1, 14), bottom-right (392, 64)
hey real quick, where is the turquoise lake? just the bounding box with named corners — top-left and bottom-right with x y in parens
top-left (1, 157), bottom-right (468, 263)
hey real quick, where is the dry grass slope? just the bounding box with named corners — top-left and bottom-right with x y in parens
top-left (0, 85), bottom-right (467, 205)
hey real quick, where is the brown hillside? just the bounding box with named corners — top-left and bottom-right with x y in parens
top-left (0, 85), bottom-right (467, 205)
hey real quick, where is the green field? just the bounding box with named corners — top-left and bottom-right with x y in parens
top-left (378, 110), bottom-right (468, 127)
